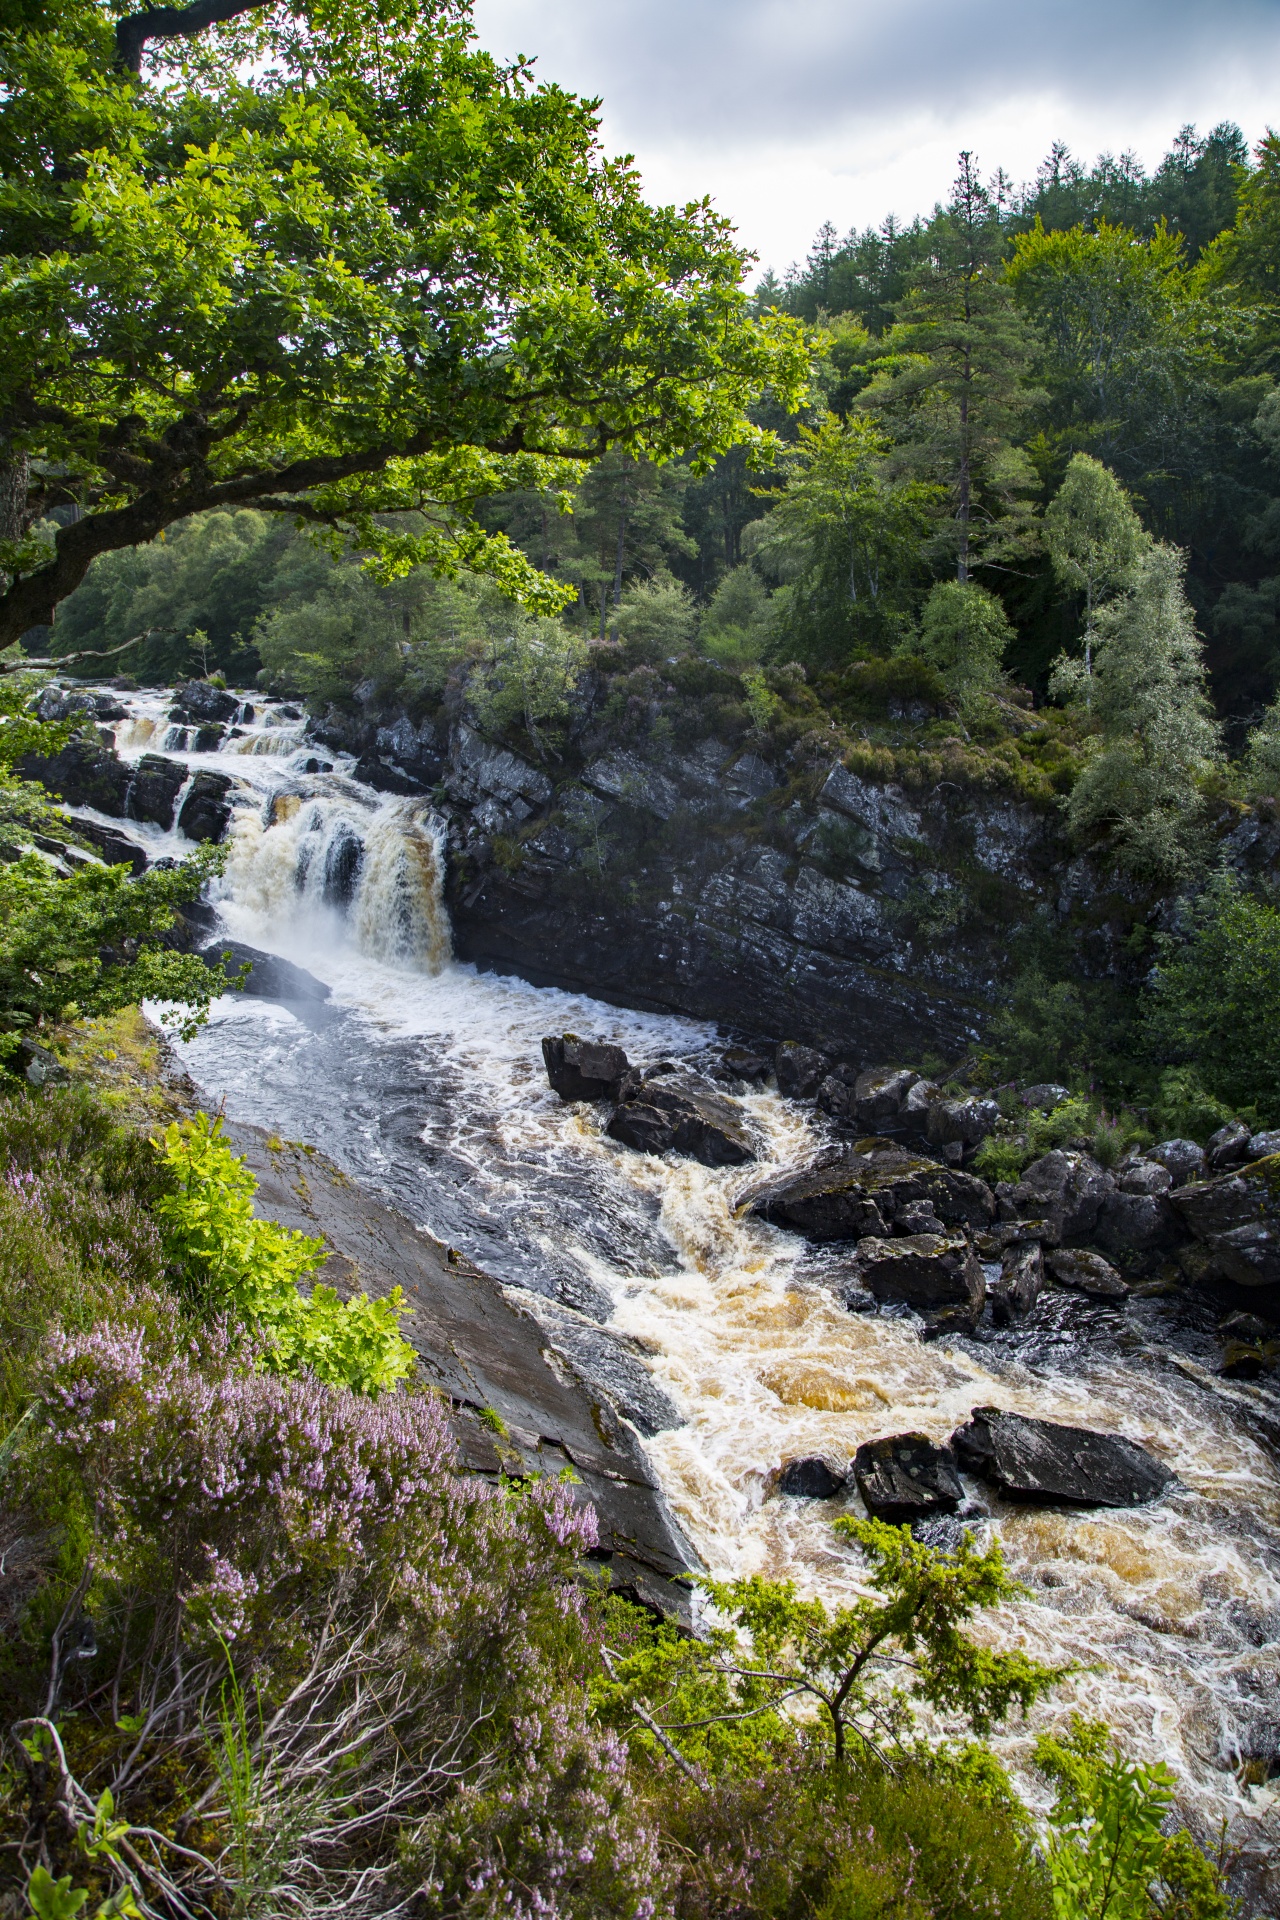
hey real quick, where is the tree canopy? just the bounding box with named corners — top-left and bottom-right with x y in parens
top-left (0, 0), bottom-right (806, 646)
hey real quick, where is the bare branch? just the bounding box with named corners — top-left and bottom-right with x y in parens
top-left (115, 0), bottom-right (270, 75)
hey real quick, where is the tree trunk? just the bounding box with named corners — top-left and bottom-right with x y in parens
top-left (0, 451), bottom-right (30, 549)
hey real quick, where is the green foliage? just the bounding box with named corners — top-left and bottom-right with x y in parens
top-left (1043, 456), bottom-right (1151, 664)
top-left (612, 575), bottom-right (699, 662)
top-left (1242, 694), bottom-right (1280, 798)
top-left (1147, 1067), bottom-right (1237, 1145)
top-left (1057, 545), bottom-right (1221, 885)
top-left (599, 1519), bottom-right (1064, 1776)
top-left (467, 617), bottom-right (590, 755)
top-left (0, 846), bottom-right (225, 1051)
top-left (700, 563), bottom-right (773, 663)
top-left (153, 1113), bottom-right (415, 1393)
top-left (1037, 1717), bottom-right (1237, 1920)
top-left (911, 580), bottom-right (1014, 703)
top-left (1144, 871), bottom-right (1280, 1123)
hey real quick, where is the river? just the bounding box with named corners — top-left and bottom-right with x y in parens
top-left (85, 689), bottom-right (1280, 1873)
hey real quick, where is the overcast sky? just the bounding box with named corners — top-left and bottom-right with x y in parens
top-left (471, 0), bottom-right (1280, 279)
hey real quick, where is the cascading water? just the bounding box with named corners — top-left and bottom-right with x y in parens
top-left (89, 686), bottom-right (1280, 1880)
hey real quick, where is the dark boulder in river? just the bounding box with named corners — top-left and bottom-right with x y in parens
top-left (951, 1407), bottom-right (1174, 1508)
top-left (856, 1232), bottom-right (985, 1334)
top-left (542, 1034), bottom-right (630, 1102)
top-left (607, 1077), bottom-right (755, 1167)
top-left (777, 1456), bottom-right (847, 1498)
top-left (177, 769), bottom-right (234, 843)
top-left (749, 1148), bottom-right (995, 1241)
top-left (852, 1433), bottom-right (963, 1523)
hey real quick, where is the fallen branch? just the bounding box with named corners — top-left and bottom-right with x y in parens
top-left (1, 630), bottom-right (173, 676)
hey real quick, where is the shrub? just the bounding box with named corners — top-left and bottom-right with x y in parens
top-left (1144, 871), bottom-right (1280, 1124)
top-left (910, 580), bottom-right (1014, 705)
top-left (154, 1113), bottom-right (415, 1394)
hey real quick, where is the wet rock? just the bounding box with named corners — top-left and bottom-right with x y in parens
top-left (1001, 1149), bottom-right (1113, 1246)
top-left (128, 753), bottom-right (189, 830)
top-left (1117, 1160), bottom-right (1173, 1195)
top-left (542, 1035), bottom-right (631, 1103)
top-left (750, 1149), bottom-right (995, 1242)
top-left (19, 735), bottom-right (132, 816)
top-left (856, 1233), bottom-right (985, 1327)
top-left (607, 1080), bottom-right (755, 1167)
top-left (35, 685), bottom-right (126, 723)
top-left (522, 1299), bottom-right (684, 1437)
top-left (170, 680), bottom-right (239, 724)
top-left (853, 1066), bottom-right (919, 1131)
top-left (1172, 1156), bottom-right (1280, 1286)
top-left (322, 825), bottom-right (364, 907)
top-left (1220, 1310), bottom-right (1274, 1342)
top-left (352, 752), bottom-right (423, 795)
top-left (72, 819), bottom-right (148, 874)
top-left (1148, 1139), bottom-right (1206, 1186)
top-left (775, 1040), bottom-right (829, 1100)
top-left (1046, 1248), bottom-right (1129, 1300)
top-left (991, 1241), bottom-right (1043, 1327)
top-left (816, 1074), bottom-right (856, 1122)
top-left (375, 715), bottom-right (441, 782)
top-left (1020, 1083), bottom-right (1070, 1111)
top-left (852, 1433), bottom-right (963, 1523)
top-left (777, 1456), bottom-right (847, 1499)
top-left (926, 1095), bottom-right (1001, 1150)
top-left (951, 1407), bottom-right (1175, 1508)
top-left (1220, 1340), bottom-right (1278, 1380)
top-left (202, 940), bottom-right (331, 1009)
top-left (177, 769), bottom-right (233, 843)
top-left (719, 1046), bottom-right (772, 1084)
top-left (1207, 1120), bottom-right (1253, 1171)
top-left (1093, 1189), bottom-right (1182, 1258)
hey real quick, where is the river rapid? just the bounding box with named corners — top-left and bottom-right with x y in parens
top-left (87, 690), bottom-right (1280, 1875)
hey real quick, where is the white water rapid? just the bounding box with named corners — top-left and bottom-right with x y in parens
top-left (91, 688), bottom-right (1280, 1883)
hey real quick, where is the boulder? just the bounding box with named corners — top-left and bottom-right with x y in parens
top-left (170, 680), bottom-right (240, 724)
top-left (900, 1078), bottom-right (938, 1132)
top-left (127, 753), bottom-right (189, 830)
top-left (775, 1041), bottom-right (828, 1100)
top-left (1172, 1156), bottom-right (1280, 1285)
top-left (895, 1199), bottom-right (944, 1235)
top-left (35, 685), bottom-right (126, 723)
top-left (853, 1066), bottom-right (919, 1131)
top-left (1001, 1149), bottom-right (1113, 1245)
top-left (816, 1075), bottom-right (856, 1121)
top-left (1147, 1139), bottom-right (1206, 1186)
top-left (607, 1080), bottom-right (755, 1167)
top-left (542, 1035), bottom-right (630, 1103)
top-left (750, 1149), bottom-right (995, 1242)
top-left (11, 1036), bottom-right (69, 1088)
top-left (991, 1241), bottom-right (1043, 1327)
top-left (177, 769), bottom-right (234, 843)
top-left (852, 1433), bottom-right (963, 1524)
top-left (926, 1096), bottom-right (1001, 1150)
top-left (719, 1047), bottom-right (772, 1084)
top-left (1046, 1248), bottom-right (1129, 1300)
top-left (1248, 1130), bottom-right (1280, 1160)
top-left (202, 940), bottom-right (331, 1008)
top-left (1093, 1190), bottom-right (1183, 1259)
top-left (352, 752), bottom-right (424, 795)
top-left (72, 819), bottom-right (148, 875)
top-left (1117, 1160), bottom-right (1173, 1196)
top-left (19, 736), bottom-right (132, 816)
top-left (1020, 1083), bottom-right (1070, 1111)
top-left (777, 1457), bottom-right (846, 1499)
top-left (1207, 1120), bottom-right (1253, 1171)
top-left (856, 1233), bottom-right (985, 1327)
top-left (951, 1407), bottom-right (1174, 1508)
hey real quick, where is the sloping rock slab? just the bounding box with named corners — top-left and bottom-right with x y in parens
top-left (853, 1433), bottom-right (963, 1523)
top-left (992, 1241), bottom-right (1043, 1326)
top-left (748, 1149), bottom-right (994, 1242)
top-left (519, 1296), bottom-right (683, 1438)
top-left (72, 817), bottom-right (148, 874)
top-left (608, 1081), bottom-right (754, 1167)
top-left (225, 1123), bottom-right (700, 1586)
top-left (951, 1407), bottom-right (1174, 1508)
top-left (542, 1034), bottom-right (630, 1102)
top-left (202, 939), bottom-right (332, 1015)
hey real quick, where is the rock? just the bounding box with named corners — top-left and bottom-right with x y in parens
top-left (170, 680), bottom-right (239, 724)
top-left (1172, 1156), bottom-right (1280, 1285)
top-left (1093, 1189), bottom-right (1183, 1258)
top-left (1147, 1139), bottom-right (1206, 1186)
top-left (895, 1199), bottom-right (944, 1235)
top-left (450, 724), bottom-right (552, 809)
top-left (816, 1075), bottom-right (856, 1122)
top-left (12, 1036), bottom-right (69, 1087)
top-left (1118, 1159), bottom-right (1173, 1195)
top-left (1207, 1120), bottom-right (1253, 1171)
top-left (951, 1407), bottom-right (1175, 1508)
top-left (322, 824), bottom-right (364, 906)
top-left (1020, 1083), bottom-right (1071, 1111)
top-left (35, 685), bottom-right (126, 723)
top-left (177, 769), bottom-right (233, 843)
top-left (852, 1433), bottom-right (963, 1523)
top-left (900, 1079), bottom-right (938, 1131)
top-left (853, 1066), bottom-right (919, 1130)
top-left (202, 940), bottom-right (331, 1009)
top-left (1220, 1310), bottom-right (1273, 1342)
top-left (750, 1149), bottom-right (995, 1242)
top-left (856, 1233), bottom-right (985, 1329)
top-left (542, 1035), bottom-right (630, 1103)
top-left (1248, 1130), bottom-right (1280, 1160)
top-left (352, 752), bottom-right (423, 795)
top-left (1002, 1150), bottom-right (1113, 1246)
top-left (19, 736), bottom-right (133, 816)
top-left (1220, 1341), bottom-right (1276, 1380)
top-left (926, 1096), bottom-right (1001, 1150)
top-left (127, 753), bottom-right (189, 829)
top-left (775, 1041), bottom-right (829, 1100)
top-left (607, 1080), bottom-right (755, 1167)
top-left (1046, 1248), bottom-right (1129, 1300)
top-left (777, 1456), bottom-right (846, 1499)
top-left (72, 819), bottom-right (148, 874)
top-left (582, 752), bottom-right (679, 820)
top-left (719, 1047), bottom-right (772, 1083)
top-left (991, 1241), bottom-right (1043, 1327)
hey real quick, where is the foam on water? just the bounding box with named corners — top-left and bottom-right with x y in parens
top-left (88, 683), bottom-right (1277, 1876)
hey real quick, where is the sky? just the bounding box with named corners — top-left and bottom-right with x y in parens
top-left (471, 0), bottom-right (1280, 280)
